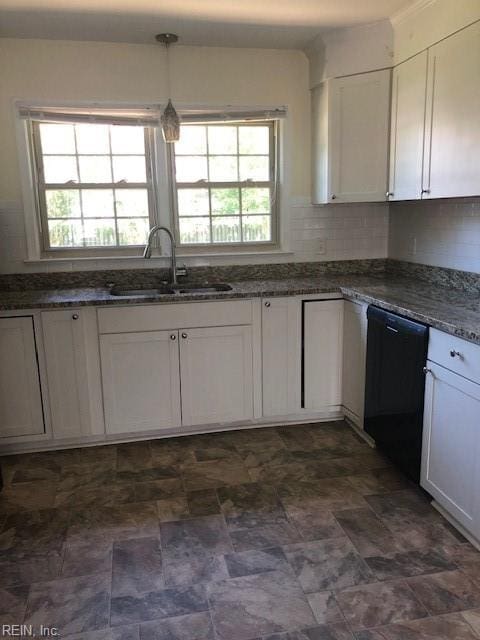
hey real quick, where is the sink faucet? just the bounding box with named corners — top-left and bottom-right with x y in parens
top-left (143, 225), bottom-right (186, 285)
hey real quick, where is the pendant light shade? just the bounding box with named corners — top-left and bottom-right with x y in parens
top-left (156, 33), bottom-right (181, 143)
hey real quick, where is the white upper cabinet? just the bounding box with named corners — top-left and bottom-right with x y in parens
top-left (312, 69), bottom-right (391, 204)
top-left (180, 325), bottom-right (254, 427)
top-left (42, 308), bottom-right (104, 439)
top-left (261, 297), bottom-right (301, 417)
top-left (422, 21), bottom-right (480, 199)
top-left (0, 316), bottom-right (44, 439)
top-left (388, 51), bottom-right (428, 201)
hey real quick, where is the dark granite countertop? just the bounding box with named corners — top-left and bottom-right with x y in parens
top-left (1, 273), bottom-right (480, 346)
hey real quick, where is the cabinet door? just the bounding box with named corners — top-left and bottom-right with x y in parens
top-left (100, 331), bottom-right (181, 434)
top-left (262, 297), bottom-right (301, 417)
top-left (342, 300), bottom-right (367, 427)
top-left (421, 362), bottom-right (480, 536)
top-left (0, 316), bottom-right (44, 438)
top-left (423, 21), bottom-right (480, 199)
top-left (180, 326), bottom-right (253, 426)
top-left (389, 51), bottom-right (428, 201)
top-left (304, 300), bottom-right (344, 410)
top-left (42, 308), bottom-right (104, 439)
top-left (329, 69), bottom-right (391, 202)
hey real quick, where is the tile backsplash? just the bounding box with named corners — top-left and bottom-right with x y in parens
top-left (0, 199), bottom-right (389, 274)
top-left (389, 198), bottom-right (480, 274)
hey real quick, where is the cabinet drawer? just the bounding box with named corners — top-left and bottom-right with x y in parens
top-left (428, 328), bottom-right (480, 384)
top-left (98, 300), bottom-right (253, 334)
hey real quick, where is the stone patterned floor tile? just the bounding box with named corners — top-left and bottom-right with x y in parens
top-left (230, 522), bottom-right (302, 552)
top-left (279, 478), bottom-right (367, 510)
top-left (407, 569), bottom-right (480, 615)
top-left (0, 550), bottom-right (64, 588)
top-left (65, 625), bottom-right (140, 640)
top-left (24, 572), bottom-right (111, 635)
top-left (365, 491), bottom-right (441, 530)
top-left (354, 612), bottom-right (480, 639)
top-left (224, 546), bottom-right (291, 578)
top-left (62, 540), bottom-right (113, 578)
top-left (284, 505), bottom-right (344, 542)
top-left (218, 482), bottom-right (287, 529)
top-left (0, 583), bottom-right (30, 618)
top-left (208, 570), bottom-right (317, 640)
top-left (284, 537), bottom-right (374, 592)
top-left (364, 548), bottom-right (457, 581)
top-left (112, 537), bottom-right (164, 597)
top-left (139, 611), bottom-right (215, 640)
top-left (333, 508), bottom-right (402, 556)
top-left (0, 508), bottom-right (70, 554)
top-left (181, 460), bottom-right (251, 491)
top-left (0, 480), bottom-right (58, 512)
top-left (335, 579), bottom-right (428, 630)
top-left (186, 489), bottom-right (221, 517)
top-left (306, 591), bottom-right (345, 626)
top-left (110, 584), bottom-right (208, 626)
top-left (460, 608), bottom-right (480, 635)
top-left (156, 497), bottom-right (190, 523)
top-left (133, 479), bottom-right (184, 503)
top-left (117, 443), bottom-right (153, 472)
top-left (344, 469), bottom-right (409, 497)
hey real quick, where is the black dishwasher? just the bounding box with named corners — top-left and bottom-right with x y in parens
top-left (364, 305), bottom-right (429, 483)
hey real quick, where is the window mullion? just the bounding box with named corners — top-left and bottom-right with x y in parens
top-left (108, 126), bottom-right (120, 247)
top-left (72, 124), bottom-right (86, 248)
top-left (206, 125), bottom-right (213, 244)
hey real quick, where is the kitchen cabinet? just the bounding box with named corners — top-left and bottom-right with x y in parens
top-left (303, 299), bottom-right (344, 410)
top-left (423, 21), bottom-right (480, 199)
top-left (0, 316), bottom-right (44, 438)
top-left (388, 51), bottom-right (428, 201)
top-left (180, 326), bottom-right (253, 426)
top-left (42, 308), bottom-right (104, 439)
top-left (100, 330), bottom-right (181, 435)
top-left (342, 300), bottom-right (367, 427)
top-left (261, 297), bottom-right (301, 417)
top-left (422, 361), bottom-right (480, 539)
top-left (312, 69), bottom-right (391, 204)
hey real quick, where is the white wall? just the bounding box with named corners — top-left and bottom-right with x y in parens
top-left (0, 37), bottom-right (389, 274)
top-left (389, 199), bottom-right (480, 273)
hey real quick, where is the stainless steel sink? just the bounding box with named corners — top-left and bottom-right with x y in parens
top-left (109, 286), bottom-right (175, 297)
top-left (172, 283), bottom-right (233, 294)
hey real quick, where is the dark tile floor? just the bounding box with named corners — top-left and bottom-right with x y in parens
top-left (1, 421), bottom-right (480, 639)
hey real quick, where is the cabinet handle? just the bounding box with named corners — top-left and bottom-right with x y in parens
top-left (450, 349), bottom-right (462, 359)
top-left (331, 194), bottom-right (337, 200)
top-left (72, 314), bottom-right (79, 320)
top-left (421, 189), bottom-right (430, 194)
top-left (386, 191), bottom-right (394, 197)
top-left (181, 332), bottom-right (188, 339)
top-left (170, 334), bottom-right (176, 340)
top-left (423, 367), bottom-right (431, 375)
top-left (264, 301), bottom-right (271, 308)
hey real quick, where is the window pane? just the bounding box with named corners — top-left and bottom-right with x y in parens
top-left (43, 156), bottom-right (78, 183)
top-left (40, 123), bottom-right (75, 154)
top-left (242, 215), bottom-right (271, 242)
top-left (112, 156), bottom-right (147, 183)
top-left (48, 219), bottom-right (83, 247)
top-left (208, 126), bottom-right (237, 154)
top-left (82, 189), bottom-right (115, 218)
top-left (209, 156), bottom-right (238, 181)
top-left (239, 156), bottom-right (269, 181)
top-left (175, 126), bottom-right (207, 155)
top-left (175, 156), bottom-right (208, 182)
top-left (179, 217), bottom-right (211, 244)
top-left (177, 189), bottom-right (209, 216)
top-left (111, 126), bottom-right (145, 154)
top-left (239, 126), bottom-right (270, 154)
top-left (211, 188), bottom-right (240, 215)
top-left (241, 188), bottom-right (270, 213)
top-left (115, 189), bottom-right (149, 217)
top-left (212, 217), bottom-right (240, 243)
top-left (78, 156), bottom-right (112, 183)
top-left (117, 218), bottom-right (150, 245)
top-left (75, 124), bottom-right (110, 154)
top-left (46, 190), bottom-right (81, 218)
top-left (83, 219), bottom-right (117, 246)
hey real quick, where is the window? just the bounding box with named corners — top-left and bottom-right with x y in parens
top-left (31, 120), bottom-right (155, 254)
top-left (171, 121), bottom-right (278, 247)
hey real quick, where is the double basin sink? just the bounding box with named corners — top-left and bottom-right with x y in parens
top-left (110, 282), bottom-right (233, 297)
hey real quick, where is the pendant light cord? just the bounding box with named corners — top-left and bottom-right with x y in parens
top-left (165, 43), bottom-right (171, 99)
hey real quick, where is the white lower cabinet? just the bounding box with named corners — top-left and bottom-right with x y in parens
top-left (303, 299), bottom-right (344, 411)
top-left (42, 308), bottom-right (104, 439)
top-left (421, 361), bottom-right (480, 539)
top-left (0, 316), bottom-right (44, 438)
top-left (100, 330), bottom-right (181, 435)
top-left (261, 297), bottom-right (301, 417)
top-left (342, 300), bottom-right (367, 427)
top-left (180, 325), bottom-right (253, 426)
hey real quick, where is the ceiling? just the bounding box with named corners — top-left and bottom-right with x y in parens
top-left (0, 0), bottom-right (416, 49)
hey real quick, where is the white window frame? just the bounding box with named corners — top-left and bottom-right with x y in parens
top-left (168, 120), bottom-right (280, 253)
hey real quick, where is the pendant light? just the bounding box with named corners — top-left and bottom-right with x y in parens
top-left (156, 33), bottom-right (181, 143)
